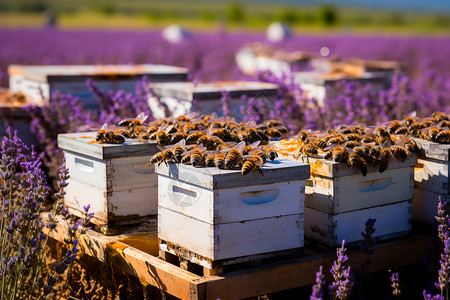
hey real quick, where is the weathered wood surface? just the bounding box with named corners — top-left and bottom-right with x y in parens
top-left (158, 175), bottom-right (305, 224)
top-left (415, 158), bottom-right (449, 195)
top-left (58, 132), bottom-right (159, 160)
top-left (159, 207), bottom-right (304, 262)
top-left (43, 214), bottom-right (429, 300)
top-left (414, 138), bottom-right (450, 161)
top-left (305, 200), bottom-right (412, 247)
top-left (306, 166), bottom-right (414, 214)
top-left (11, 64), bottom-right (189, 83)
top-left (155, 159), bottom-right (310, 190)
top-left (149, 81), bottom-right (279, 101)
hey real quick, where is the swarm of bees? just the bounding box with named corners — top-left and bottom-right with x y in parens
top-left (292, 112), bottom-right (450, 176)
top-left (91, 113), bottom-right (285, 175)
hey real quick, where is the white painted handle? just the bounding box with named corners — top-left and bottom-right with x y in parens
top-left (74, 157), bottom-right (94, 173)
top-left (358, 177), bottom-right (392, 192)
top-left (170, 185), bottom-right (198, 207)
top-left (132, 163), bottom-right (154, 175)
top-left (240, 189), bottom-right (279, 205)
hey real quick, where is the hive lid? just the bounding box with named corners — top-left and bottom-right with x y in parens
top-left (155, 158), bottom-right (310, 190)
top-left (414, 138), bottom-right (450, 161)
top-left (294, 71), bottom-right (386, 85)
top-left (9, 64), bottom-right (189, 83)
top-left (149, 81), bottom-right (279, 101)
top-left (58, 132), bottom-right (159, 160)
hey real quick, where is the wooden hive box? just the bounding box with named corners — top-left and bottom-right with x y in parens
top-left (8, 64), bottom-right (189, 110)
top-left (277, 147), bottom-right (416, 248)
top-left (413, 138), bottom-right (450, 224)
top-left (155, 159), bottom-right (310, 271)
top-left (147, 81), bottom-right (279, 120)
top-left (0, 88), bottom-right (42, 147)
top-left (57, 132), bottom-right (160, 226)
top-left (293, 71), bottom-right (387, 107)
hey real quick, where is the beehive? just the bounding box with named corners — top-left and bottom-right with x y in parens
top-left (413, 138), bottom-right (450, 224)
top-left (8, 64), bottom-right (189, 110)
top-left (276, 143), bottom-right (416, 248)
top-left (293, 71), bottom-right (387, 107)
top-left (0, 88), bottom-right (42, 147)
top-left (156, 159), bottom-right (310, 270)
top-left (57, 132), bottom-right (159, 226)
top-left (147, 81), bottom-right (279, 120)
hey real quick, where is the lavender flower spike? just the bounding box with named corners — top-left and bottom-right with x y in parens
top-left (329, 240), bottom-right (353, 299)
top-left (390, 272), bottom-right (401, 296)
top-left (310, 265), bottom-right (325, 300)
top-left (435, 236), bottom-right (450, 294)
top-left (423, 290), bottom-right (444, 300)
top-left (435, 196), bottom-right (448, 242)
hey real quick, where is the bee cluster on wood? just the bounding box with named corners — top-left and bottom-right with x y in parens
top-left (293, 112), bottom-right (449, 176)
top-left (93, 113), bottom-right (286, 175)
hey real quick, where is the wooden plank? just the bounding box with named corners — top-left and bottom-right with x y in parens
top-left (414, 138), bottom-right (450, 161)
top-left (43, 215), bottom-right (203, 300)
top-left (414, 158), bottom-right (449, 195)
top-left (155, 159), bottom-right (310, 190)
top-left (58, 133), bottom-right (159, 160)
top-left (198, 234), bottom-right (429, 300)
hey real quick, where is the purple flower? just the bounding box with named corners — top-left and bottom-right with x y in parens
top-left (435, 197), bottom-right (448, 242)
top-left (310, 265), bottom-right (325, 300)
top-left (435, 237), bottom-right (450, 293)
top-left (423, 291), bottom-right (444, 300)
top-left (329, 240), bottom-right (353, 299)
top-left (390, 272), bottom-right (401, 296)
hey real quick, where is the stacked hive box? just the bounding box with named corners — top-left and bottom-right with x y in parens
top-left (58, 132), bottom-right (159, 226)
top-left (413, 139), bottom-right (450, 224)
top-left (275, 144), bottom-right (416, 248)
top-left (9, 64), bottom-right (189, 110)
top-left (155, 159), bottom-right (310, 273)
top-left (147, 81), bottom-right (279, 120)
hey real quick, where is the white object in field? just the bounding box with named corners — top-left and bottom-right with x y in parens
top-left (413, 189), bottom-right (450, 225)
top-left (58, 132), bottom-right (160, 226)
top-left (156, 159), bottom-right (310, 264)
top-left (8, 64), bottom-right (189, 110)
top-left (294, 71), bottom-right (387, 106)
top-left (148, 81), bottom-right (279, 120)
top-left (162, 24), bottom-right (191, 43)
top-left (305, 200), bottom-right (412, 247)
top-left (266, 22), bottom-right (291, 42)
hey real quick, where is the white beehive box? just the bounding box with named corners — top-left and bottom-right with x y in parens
top-left (293, 71), bottom-right (387, 106)
top-left (148, 81), bottom-right (279, 120)
top-left (8, 64), bottom-right (189, 110)
top-left (0, 88), bottom-right (42, 147)
top-left (275, 147), bottom-right (416, 248)
top-left (236, 46), bottom-right (311, 77)
top-left (156, 159), bottom-right (310, 269)
top-left (58, 132), bottom-right (160, 226)
top-left (413, 138), bottom-right (450, 224)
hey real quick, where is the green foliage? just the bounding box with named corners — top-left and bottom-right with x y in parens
top-left (317, 5), bottom-right (338, 27)
top-left (275, 9), bottom-right (298, 25)
top-left (226, 3), bottom-right (245, 23)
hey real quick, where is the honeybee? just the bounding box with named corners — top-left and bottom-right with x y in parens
top-left (94, 123), bottom-right (125, 144)
top-left (190, 145), bottom-right (206, 167)
top-left (344, 140), bottom-right (360, 149)
top-left (360, 135), bottom-right (375, 144)
top-left (432, 112), bottom-right (449, 122)
top-left (150, 146), bottom-right (175, 166)
top-left (170, 131), bottom-right (187, 144)
top-left (241, 155), bottom-right (264, 176)
top-left (223, 141), bottom-right (245, 169)
top-left (394, 127), bottom-right (410, 135)
top-left (236, 130), bottom-right (249, 142)
top-left (378, 148), bottom-right (392, 173)
top-left (391, 145), bottom-right (408, 162)
top-left (170, 140), bottom-right (186, 162)
top-left (186, 131), bottom-right (205, 144)
top-left (344, 134), bottom-right (361, 142)
top-left (426, 127), bottom-right (440, 142)
top-left (436, 130), bottom-right (450, 143)
top-left (205, 152), bottom-right (216, 167)
top-left (327, 136), bottom-right (345, 146)
top-left (300, 144), bottom-right (319, 158)
top-left (265, 127), bottom-right (284, 139)
top-left (210, 128), bottom-right (228, 140)
top-left (265, 120), bottom-right (283, 128)
top-left (214, 152), bottom-right (226, 169)
top-left (298, 130), bottom-right (309, 142)
top-left (312, 138), bottom-right (327, 150)
top-left (403, 116), bottom-right (416, 127)
top-left (114, 128), bottom-right (131, 138)
top-left (263, 146), bottom-right (278, 161)
top-left (387, 121), bottom-right (402, 135)
top-left (347, 150), bottom-right (367, 177)
top-left (243, 141), bottom-right (261, 155)
top-left (119, 112), bottom-right (148, 129)
top-left (249, 149), bottom-right (267, 164)
top-left (149, 124), bottom-right (174, 146)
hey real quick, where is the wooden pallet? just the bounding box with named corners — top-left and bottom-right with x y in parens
top-left (43, 214), bottom-right (430, 300)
